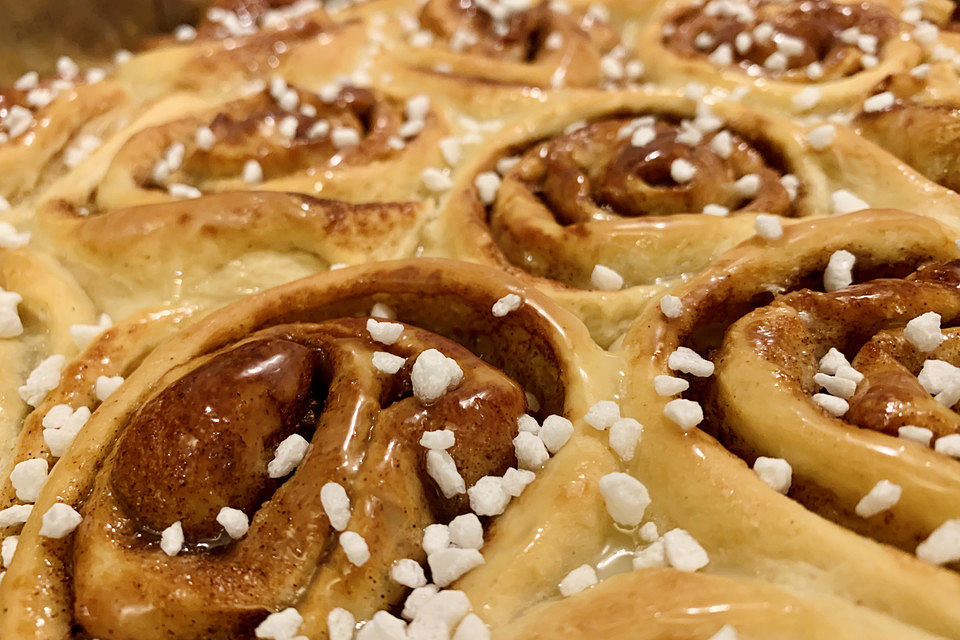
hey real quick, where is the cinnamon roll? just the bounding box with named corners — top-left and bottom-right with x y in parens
top-left (0, 259), bottom-right (618, 640)
top-left (36, 81), bottom-right (450, 212)
top-left (850, 19), bottom-right (960, 194)
top-left (115, 0), bottom-right (358, 97)
top-left (433, 89), bottom-right (960, 345)
top-left (620, 210), bottom-right (960, 638)
top-left (367, 0), bottom-right (644, 117)
top-left (0, 70), bottom-right (129, 206)
top-left (634, 0), bottom-right (923, 114)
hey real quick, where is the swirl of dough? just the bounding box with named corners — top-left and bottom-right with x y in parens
top-left (620, 210), bottom-right (960, 638)
top-left (0, 259), bottom-right (616, 640)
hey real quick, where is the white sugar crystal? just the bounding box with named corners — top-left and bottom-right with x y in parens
top-left (94, 375), bottom-right (124, 401)
top-left (39, 503), bottom-right (83, 538)
top-left (42, 404), bottom-right (91, 457)
top-left (663, 398), bottom-right (703, 430)
top-left (668, 346), bottom-right (714, 377)
top-left (427, 450), bottom-right (466, 497)
top-left (468, 476), bottom-right (510, 516)
top-left (734, 173), bottom-right (760, 198)
top-left (918, 359), bottom-right (960, 396)
top-left (174, 24), bottom-right (197, 41)
top-left (361, 611), bottom-right (407, 640)
top-left (160, 521), bottom-right (184, 556)
top-left (609, 417), bottom-right (642, 461)
top-left (754, 215), bottom-right (783, 241)
top-left (1, 536), bottom-right (17, 567)
top-left (255, 607), bottom-right (303, 640)
top-left (422, 168), bottom-right (453, 192)
top-left (404, 585), bottom-right (439, 621)
top-left (340, 531), bottom-right (370, 566)
top-left (321, 482), bottom-right (351, 531)
top-left (863, 91), bottom-right (895, 113)
top-left (420, 429), bottom-right (455, 450)
top-left (819, 348), bottom-right (850, 375)
top-left (267, 434), bottom-right (309, 478)
top-left (598, 472), bottom-right (650, 526)
top-left (639, 521), bottom-right (659, 542)
top-left (449, 513), bottom-right (483, 549)
top-left (517, 414), bottom-right (540, 433)
top-left (584, 400), bottom-right (620, 430)
top-left (710, 131), bottom-right (732, 158)
top-left (491, 293), bottom-right (521, 317)
top-left (855, 480), bottom-right (901, 518)
top-left (372, 351), bottom-right (406, 374)
top-left (424, 589), bottom-right (470, 627)
top-left (367, 318), bottom-right (404, 345)
top-left (806, 124), bottom-right (835, 151)
top-left (217, 507), bottom-right (249, 539)
top-left (753, 457), bottom-right (791, 494)
top-left (670, 158), bottom-right (696, 183)
top-left (831, 190), bottom-right (868, 215)
top-left (633, 540), bottom-right (666, 569)
top-left (331, 127), bottom-right (360, 148)
top-left (0, 222), bottom-right (30, 249)
top-left (793, 86), bottom-right (821, 111)
top-left (242, 159), bottom-right (264, 185)
top-left (0, 504), bottom-right (32, 527)
top-left (653, 375), bottom-right (689, 396)
top-left (0, 289), bottom-right (22, 339)
top-left (501, 467), bottom-right (535, 497)
top-left (19, 354), bottom-right (65, 406)
top-left (662, 528), bottom-right (709, 571)
top-left (935, 434), bottom-right (960, 457)
top-left (591, 264), bottom-right (624, 291)
top-left (428, 548), bottom-right (484, 587)
top-left (392, 558), bottom-right (428, 588)
top-left (195, 126), bottom-right (216, 150)
top-left (823, 249), bottom-right (855, 291)
top-left (702, 204), bottom-right (729, 217)
top-left (917, 519), bottom-right (960, 565)
top-left (513, 431), bottom-right (549, 470)
top-left (9, 458), bottom-right (48, 502)
top-left (558, 564), bottom-right (597, 596)
top-left (412, 349), bottom-right (463, 403)
top-left (328, 608), bottom-right (356, 640)
top-left (659, 294), bottom-right (682, 318)
top-left (453, 614), bottom-right (489, 640)
top-left (70, 313), bottom-right (113, 349)
top-left (813, 372), bottom-right (857, 399)
top-left (898, 425), bottom-right (933, 446)
top-left (475, 172), bottom-right (502, 206)
top-left (904, 312), bottom-right (944, 352)
top-left (812, 393), bottom-right (848, 417)
top-left (169, 183), bottom-right (202, 199)
top-left (538, 415), bottom-right (573, 453)
top-left (440, 138), bottom-right (462, 165)
top-left (423, 523), bottom-right (451, 555)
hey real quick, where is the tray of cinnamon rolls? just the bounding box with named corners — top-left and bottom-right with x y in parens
top-left (3, 0), bottom-right (960, 638)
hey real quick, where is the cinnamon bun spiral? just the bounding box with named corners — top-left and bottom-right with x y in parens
top-left (115, 0), bottom-right (355, 97)
top-left (620, 210), bottom-right (960, 637)
top-left (635, 0), bottom-right (923, 114)
top-left (0, 71), bottom-right (129, 206)
top-left (79, 83), bottom-right (450, 211)
top-left (0, 259), bottom-right (618, 640)
top-left (369, 0), bottom-right (644, 116)
top-left (435, 89), bottom-right (960, 345)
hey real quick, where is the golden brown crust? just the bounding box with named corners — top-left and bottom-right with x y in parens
top-left (0, 259), bottom-right (617, 640)
top-left (621, 210), bottom-right (960, 638)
